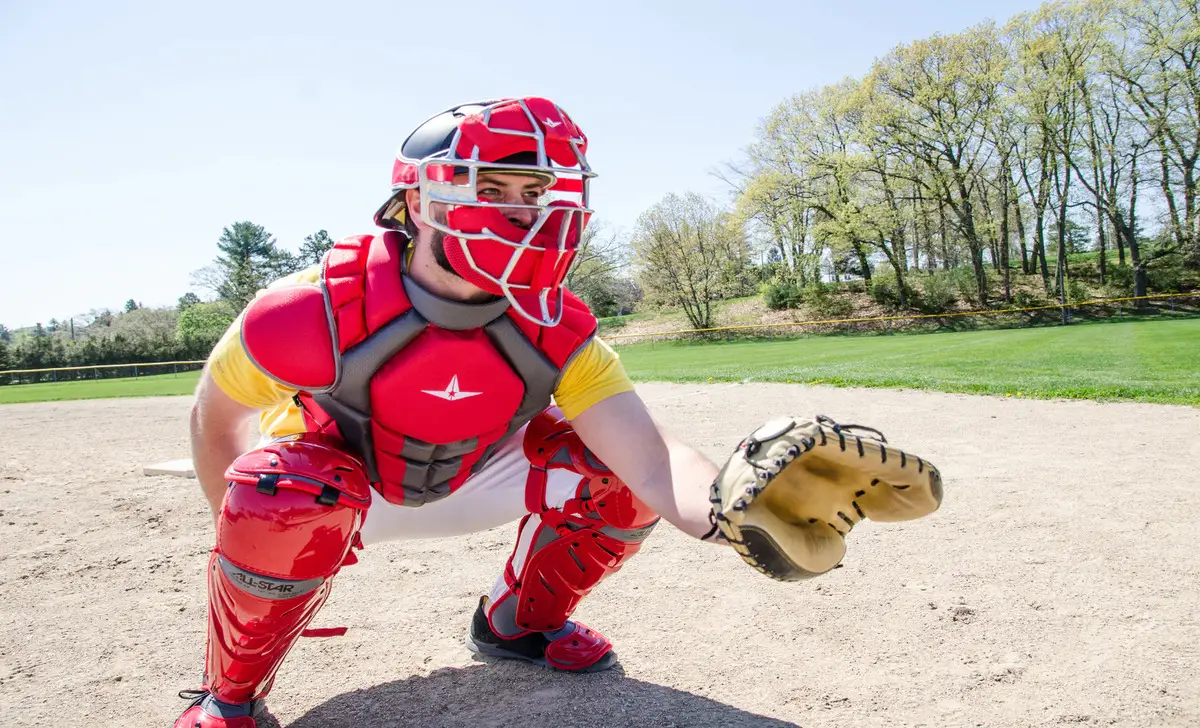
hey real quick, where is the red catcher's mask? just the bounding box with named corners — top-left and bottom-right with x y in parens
top-left (405, 97), bottom-right (595, 325)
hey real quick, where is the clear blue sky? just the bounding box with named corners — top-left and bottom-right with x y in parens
top-left (0, 0), bottom-right (1045, 328)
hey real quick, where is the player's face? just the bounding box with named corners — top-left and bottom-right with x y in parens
top-left (467, 171), bottom-right (548, 230)
top-left (427, 171), bottom-right (550, 277)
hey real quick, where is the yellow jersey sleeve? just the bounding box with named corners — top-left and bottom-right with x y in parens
top-left (553, 337), bottom-right (635, 420)
top-left (207, 267), bottom-right (321, 438)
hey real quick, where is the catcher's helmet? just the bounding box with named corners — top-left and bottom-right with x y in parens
top-left (374, 97), bottom-right (595, 325)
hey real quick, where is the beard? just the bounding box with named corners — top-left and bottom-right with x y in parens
top-left (430, 228), bottom-right (459, 277)
top-left (425, 205), bottom-right (460, 278)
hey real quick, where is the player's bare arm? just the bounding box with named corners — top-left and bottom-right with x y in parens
top-left (568, 391), bottom-right (722, 542)
top-left (189, 366), bottom-right (258, 520)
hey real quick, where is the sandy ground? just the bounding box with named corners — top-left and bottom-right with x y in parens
top-left (1, 384), bottom-right (1198, 728)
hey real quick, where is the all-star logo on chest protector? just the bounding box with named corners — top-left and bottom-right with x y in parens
top-left (422, 375), bottom-right (481, 401)
top-left (371, 329), bottom-right (524, 446)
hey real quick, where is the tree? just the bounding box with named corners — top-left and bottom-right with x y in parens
top-left (633, 192), bottom-right (746, 330)
top-left (177, 301), bottom-right (238, 356)
top-left (565, 222), bottom-right (632, 317)
top-left (86, 309), bottom-right (115, 328)
top-left (194, 222), bottom-right (300, 310)
top-left (0, 324), bottom-right (10, 344)
top-left (178, 292), bottom-right (202, 311)
top-left (124, 299), bottom-right (139, 313)
top-left (298, 230), bottom-right (336, 267)
top-left (1102, 0), bottom-right (1200, 293)
top-left (865, 23), bottom-right (1006, 305)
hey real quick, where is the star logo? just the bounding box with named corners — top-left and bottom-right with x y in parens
top-left (421, 375), bottom-right (482, 402)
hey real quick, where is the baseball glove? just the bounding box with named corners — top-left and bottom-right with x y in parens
top-left (709, 415), bottom-right (943, 581)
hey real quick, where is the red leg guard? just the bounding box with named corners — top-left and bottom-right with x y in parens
top-left (203, 435), bottom-right (371, 705)
top-left (486, 409), bottom-right (660, 639)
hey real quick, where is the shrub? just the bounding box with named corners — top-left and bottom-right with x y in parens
top-left (869, 272), bottom-right (914, 311)
top-left (1148, 257), bottom-right (1185, 293)
top-left (801, 282), bottom-right (853, 318)
top-left (916, 272), bottom-right (957, 314)
top-left (1106, 265), bottom-right (1135, 295)
top-left (950, 267), bottom-right (987, 306)
top-left (1012, 289), bottom-right (1048, 309)
top-left (763, 281), bottom-right (803, 310)
top-left (1071, 260), bottom-right (1099, 280)
top-left (1066, 278), bottom-right (1090, 304)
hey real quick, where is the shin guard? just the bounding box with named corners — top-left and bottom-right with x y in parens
top-left (204, 435), bottom-right (371, 704)
top-left (487, 410), bottom-right (660, 638)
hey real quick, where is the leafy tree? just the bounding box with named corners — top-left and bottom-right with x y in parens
top-left (722, 0), bottom-right (1196, 317)
top-left (178, 292), bottom-right (202, 311)
top-left (298, 230), bottom-right (336, 267)
top-left (124, 299), bottom-right (139, 313)
top-left (0, 324), bottom-right (10, 344)
top-left (633, 192), bottom-right (746, 329)
top-left (177, 301), bottom-right (238, 356)
top-left (566, 222), bottom-right (633, 317)
top-left (87, 309), bottom-right (115, 328)
top-left (193, 222), bottom-right (300, 310)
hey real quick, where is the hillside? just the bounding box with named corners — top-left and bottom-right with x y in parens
top-left (598, 264), bottom-right (1199, 344)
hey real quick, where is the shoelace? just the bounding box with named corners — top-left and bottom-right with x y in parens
top-left (178, 688), bottom-right (208, 703)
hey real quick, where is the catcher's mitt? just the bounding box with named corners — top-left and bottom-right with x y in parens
top-left (709, 415), bottom-right (943, 581)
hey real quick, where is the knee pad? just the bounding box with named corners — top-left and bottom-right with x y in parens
top-left (205, 434), bottom-right (371, 703)
top-left (487, 410), bottom-right (660, 637)
top-left (217, 434), bottom-right (372, 581)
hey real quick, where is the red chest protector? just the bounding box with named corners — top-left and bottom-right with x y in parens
top-left (240, 232), bottom-right (597, 507)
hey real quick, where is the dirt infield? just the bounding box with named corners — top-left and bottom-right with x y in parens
top-left (1, 384), bottom-right (1198, 727)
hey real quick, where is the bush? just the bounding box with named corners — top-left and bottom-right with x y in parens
top-left (1071, 260), bottom-right (1099, 280)
top-left (177, 301), bottom-right (238, 357)
top-left (801, 282), bottom-right (853, 319)
top-left (1106, 265), bottom-right (1135, 295)
top-left (869, 272), bottom-right (912, 311)
top-left (1066, 278), bottom-right (1090, 304)
top-left (950, 267), bottom-right (987, 306)
top-left (762, 280), bottom-right (803, 310)
top-left (1148, 257), bottom-right (1185, 293)
top-left (915, 272), bottom-right (957, 314)
top-left (1012, 289), bottom-right (1048, 309)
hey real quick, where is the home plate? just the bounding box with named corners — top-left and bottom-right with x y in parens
top-left (143, 459), bottom-right (196, 478)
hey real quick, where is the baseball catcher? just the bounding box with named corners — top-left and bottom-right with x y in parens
top-left (173, 96), bottom-right (943, 727)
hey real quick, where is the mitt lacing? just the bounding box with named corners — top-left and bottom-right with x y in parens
top-left (816, 415), bottom-right (887, 443)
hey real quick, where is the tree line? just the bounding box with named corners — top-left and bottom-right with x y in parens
top-left (634, 0), bottom-right (1199, 327)
top-left (0, 224), bottom-right (334, 378)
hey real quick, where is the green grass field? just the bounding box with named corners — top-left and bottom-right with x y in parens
top-left (615, 317), bottom-right (1200, 405)
top-left (0, 370), bottom-right (202, 404)
top-left (1, 317), bottom-right (1196, 405)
